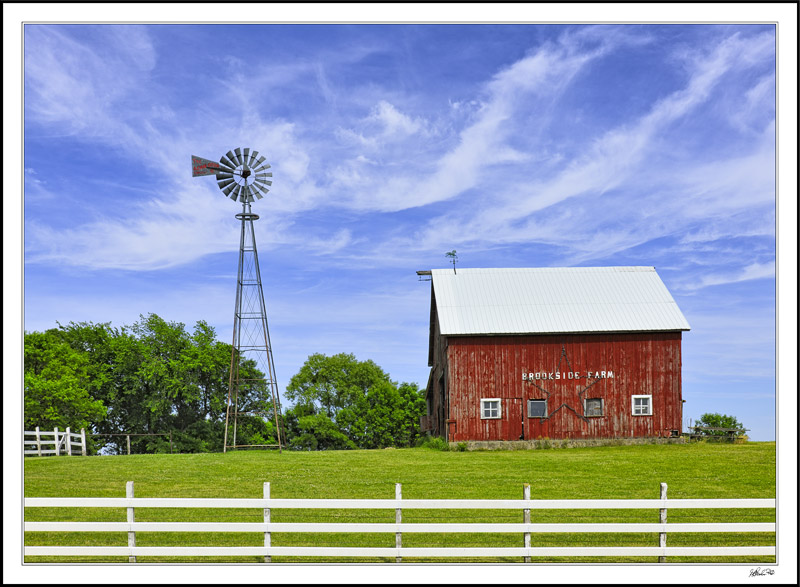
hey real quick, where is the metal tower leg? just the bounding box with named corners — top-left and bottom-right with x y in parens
top-left (223, 200), bottom-right (284, 453)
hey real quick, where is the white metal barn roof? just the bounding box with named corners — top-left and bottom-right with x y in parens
top-left (431, 267), bottom-right (690, 335)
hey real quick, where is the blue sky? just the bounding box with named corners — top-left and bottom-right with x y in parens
top-left (5, 4), bottom-right (798, 584)
top-left (18, 19), bottom-right (788, 440)
top-left (19, 20), bottom-right (783, 441)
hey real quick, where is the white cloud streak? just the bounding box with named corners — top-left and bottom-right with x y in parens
top-left (393, 30), bottom-right (776, 264)
top-left (679, 261), bottom-right (776, 292)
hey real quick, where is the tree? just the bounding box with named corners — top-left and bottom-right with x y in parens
top-left (184, 320), bottom-right (230, 422)
top-left (695, 413), bottom-right (745, 438)
top-left (102, 327), bottom-right (148, 453)
top-left (288, 412), bottom-right (357, 451)
top-left (129, 313), bottom-right (192, 436)
top-left (24, 330), bottom-right (107, 432)
top-left (25, 313), bottom-right (274, 455)
top-left (285, 353), bottom-right (387, 419)
top-left (394, 381), bottom-right (428, 446)
top-left (284, 353), bottom-right (426, 450)
top-left (121, 314), bottom-right (273, 452)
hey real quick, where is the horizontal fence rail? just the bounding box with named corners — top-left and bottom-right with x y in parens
top-left (24, 482), bottom-right (776, 562)
top-left (24, 546), bottom-right (776, 558)
top-left (24, 522), bottom-right (776, 533)
top-left (23, 498), bottom-right (775, 509)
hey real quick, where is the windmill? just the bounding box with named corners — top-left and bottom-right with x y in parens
top-left (192, 148), bottom-right (283, 453)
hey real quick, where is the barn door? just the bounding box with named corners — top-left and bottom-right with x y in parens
top-left (511, 398), bottom-right (525, 440)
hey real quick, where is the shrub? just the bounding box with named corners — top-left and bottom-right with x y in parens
top-left (417, 435), bottom-right (451, 451)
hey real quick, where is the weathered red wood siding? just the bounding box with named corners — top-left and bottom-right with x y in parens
top-left (444, 333), bottom-right (682, 441)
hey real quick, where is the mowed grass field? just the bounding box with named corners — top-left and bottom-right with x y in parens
top-left (23, 442), bottom-right (776, 564)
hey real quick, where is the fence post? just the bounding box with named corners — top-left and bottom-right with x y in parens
top-left (263, 482), bottom-right (271, 563)
top-left (127, 481), bottom-right (136, 563)
top-left (66, 427), bottom-right (72, 456)
top-left (127, 435), bottom-right (131, 456)
top-left (35, 426), bottom-right (42, 457)
top-left (659, 482), bottom-right (667, 563)
top-left (523, 483), bottom-right (531, 563)
top-left (395, 483), bottom-right (402, 563)
top-left (81, 428), bottom-right (87, 456)
top-left (54, 427), bottom-right (60, 456)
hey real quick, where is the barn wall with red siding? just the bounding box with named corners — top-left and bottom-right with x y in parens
top-left (443, 333), bottom-right (683, 441)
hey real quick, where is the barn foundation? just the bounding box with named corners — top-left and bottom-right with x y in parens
top-left (453, 437), bottom-right (686, 451)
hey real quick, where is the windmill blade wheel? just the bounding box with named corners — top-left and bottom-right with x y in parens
top-left (210, 148), bottom-right (272, 203)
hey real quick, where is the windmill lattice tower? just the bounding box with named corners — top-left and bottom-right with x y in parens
top-left (192, 148), bottom-right (283, 453)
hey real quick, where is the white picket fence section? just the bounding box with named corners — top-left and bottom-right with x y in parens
top-left (24, 427), bottom-right (86, 457)
top-left (24, 482), bottom-right (776, 561)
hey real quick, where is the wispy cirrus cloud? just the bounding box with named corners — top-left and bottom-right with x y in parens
top-left (343, 29), bottom-right (624, 213)
top-left (23, 25), bottom-right (776, 279)
top-left (24, 25), bottom-right (158, 138)
top-left (390, 29), bottom-right (776, 266)
top-left (675, 261), bottom-right (776, 292)
top-left (337, 100), bottom-right (429, 147)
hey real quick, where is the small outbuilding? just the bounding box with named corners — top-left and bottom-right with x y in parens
top-left (418, 267), bottom-right (691, 442)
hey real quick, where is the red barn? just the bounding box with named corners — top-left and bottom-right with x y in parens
top-left (418, 267), bottom-right (691, 443)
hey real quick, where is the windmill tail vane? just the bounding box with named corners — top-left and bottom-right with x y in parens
top-left (191, 155), bottom-right (221, 176)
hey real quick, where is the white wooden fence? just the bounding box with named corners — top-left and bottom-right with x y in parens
top-left (24, 482), bottom-right (776, 562)
top-left (24, 427), bottom-right (86, 457)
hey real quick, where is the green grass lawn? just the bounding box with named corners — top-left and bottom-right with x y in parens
top-left (23, 442), bottom-right (776, 564)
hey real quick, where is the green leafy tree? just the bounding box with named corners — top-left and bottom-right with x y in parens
top-left (24, 330), bottom-right (107, 433)
top-left (129, 313), bottom-right (192, 435)
top-left (337, 380), bottom-right (425, 449)
top-left (285, 353), bottom-right (391, 417)
top-left (184, 320), bottom-right (230, 422)
top-left (395, 381), bottom-right (428, 446)
top-left (288, 413), bottom-right (357, 451)
top-left (175, 420), bottom-right (225, 453)
top-left (696, 413), bottom-right (745, 437)
top-left (284, 353), bottom-right (425, 450)
top-left (26, 313), bottom-right (276, 455)
top-left (102, 328), bottom-right (148, 453)
top-left (54, 320), bottom-right (146, 453)
top-left (281, 402), bottom-right (315, 446)
top-left (53, 321), bottom-right (116, 404)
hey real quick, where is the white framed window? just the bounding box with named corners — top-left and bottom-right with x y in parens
top-left (528, 399), bottom-right (547, 418)
top-left (632, 395), bottom-right (652, 416)
top-left (481, 398), bottom-right (501, 419)
top-left (584, 398), bottom-right (604, 417)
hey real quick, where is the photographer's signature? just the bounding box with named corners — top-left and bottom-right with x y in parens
top-left (749, 567), bottom-right (775, 577)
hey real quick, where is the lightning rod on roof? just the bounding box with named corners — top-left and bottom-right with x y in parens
top-left (446, 250), bottom-right (458, 274)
